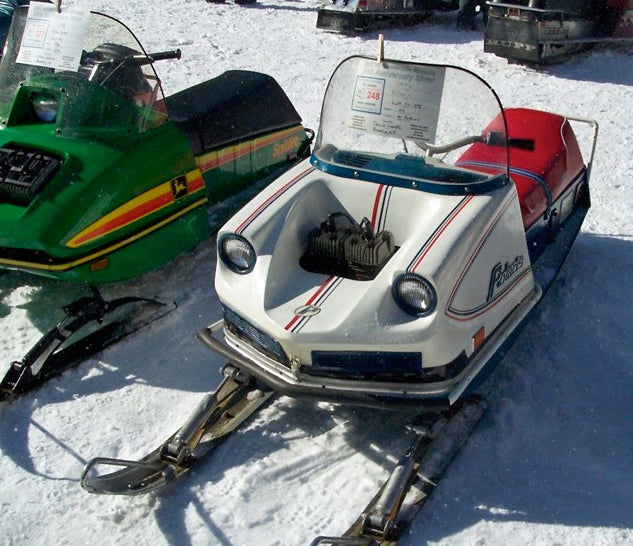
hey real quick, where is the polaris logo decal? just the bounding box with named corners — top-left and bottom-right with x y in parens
top-left (294, 304), bottom-right (321, 317)
top-left (487, 255), bottom-right (524, 301)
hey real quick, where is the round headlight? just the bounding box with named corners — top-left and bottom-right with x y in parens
top-left (392, 273), bottom-right (437, 317)
top-left (218, 233), bottom-right (256, 274)
top-left (31, 92), bottom-right (59, 123)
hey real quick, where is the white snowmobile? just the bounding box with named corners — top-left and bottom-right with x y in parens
top-left (201, 54), bottom-right (597, 410)
top-left (81, 52), bottom-right (597, 544)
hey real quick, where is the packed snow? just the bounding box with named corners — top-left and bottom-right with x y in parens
top-left (1, 1), bottom-right (633, 545)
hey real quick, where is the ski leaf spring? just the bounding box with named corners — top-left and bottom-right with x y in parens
top-left (0, 288), bottom-right (175, 401)
top-left (80, 364), bottom-right (275, 495)
top-left (81, 370), bottom-right (486, 546)
top-left (311, 396), bottom-right (487, 546)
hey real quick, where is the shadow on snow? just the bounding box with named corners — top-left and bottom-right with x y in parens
top-left (1, 232), bottom-right (632, 542)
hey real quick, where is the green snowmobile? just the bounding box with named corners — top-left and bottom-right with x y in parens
top-left (0, 3), bottom-right (311, 399)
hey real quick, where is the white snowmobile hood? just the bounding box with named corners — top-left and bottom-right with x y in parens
top-left (216, 159), bottom-right (534, 368)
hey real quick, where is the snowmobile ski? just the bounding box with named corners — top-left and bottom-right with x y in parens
top-left (80, 364), bottom-right (274, 495)
top-left (0, 289), bottom-right (175, 401)
top-left (311, 396), bottom-right (487, 546)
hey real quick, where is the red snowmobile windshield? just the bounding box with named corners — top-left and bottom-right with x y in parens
top-left (312, 56), bottom-right (511, 195)
top-left (0, 7), bottom-right (167, 137)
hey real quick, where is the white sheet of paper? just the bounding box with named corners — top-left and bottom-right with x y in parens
top-left (348, 59), bottom-right (446, 144)
top-left (16, 3), bottom-right (89, 71)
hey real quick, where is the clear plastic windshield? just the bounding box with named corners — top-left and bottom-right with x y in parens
top-left (312, 56), bottom-right (510, 192)
top-left (0, 7), bottom-right (167, 136)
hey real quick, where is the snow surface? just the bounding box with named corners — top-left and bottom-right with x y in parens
top-left (1, 1), bottom-right (633, 545)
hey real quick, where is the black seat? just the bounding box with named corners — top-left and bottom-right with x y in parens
top-left (165, 70), bottom-right (303, 155)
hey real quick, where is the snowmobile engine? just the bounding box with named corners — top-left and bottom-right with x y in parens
top-left (300, 212), bottom-right (396, 280)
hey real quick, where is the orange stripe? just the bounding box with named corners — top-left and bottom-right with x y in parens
top-left (68, 170), bottom-right (204, 248)
top-left (197, 126), bottom-right (304, 173)
top-left (188, 174), bottom-right (204, 192)
top-left (72, 192), bottom-right (174, 246)
top-left (67, 125), bottom-right (302, 248)
top-left (1, 197), bottom-right (208, 272)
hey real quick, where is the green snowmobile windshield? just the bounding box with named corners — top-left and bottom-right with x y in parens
top-left (0, 7), bottom-right (167, 136)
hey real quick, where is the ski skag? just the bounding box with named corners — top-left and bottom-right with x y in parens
top-left (0, 288), bottom-right (175, 401)
top-left (311, 396), bottom-right (488, 546)
top-left (80, 364), bottom-right (275, 495)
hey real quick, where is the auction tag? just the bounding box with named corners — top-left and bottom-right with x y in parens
top-left (348, 59), bottom-right (445, 144)
top-left (16, 3), bottom-right (89, 71)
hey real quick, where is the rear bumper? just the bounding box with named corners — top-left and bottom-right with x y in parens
top-left (484, 8), bottom-right (600, 63)
top-left (316, 7), bottom-right (431, 33)
top-left (484, 16), bottom-right (543, 63)
top-left (316, 9), bottom-right (363, 32)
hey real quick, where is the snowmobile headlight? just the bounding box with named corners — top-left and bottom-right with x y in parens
top-left (31, 92), bottom-right (59, 123)
top-left (392, 273), bottom-right (437, 317)
top-left (218, 233), bottom-right (256, 274)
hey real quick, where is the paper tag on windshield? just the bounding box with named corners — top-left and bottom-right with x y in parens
top-left (348, 60), bottom-right (445, 144)
top-left (16, 3), bottom-right (89, 71)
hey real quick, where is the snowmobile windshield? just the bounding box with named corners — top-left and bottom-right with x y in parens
top-left (311, 56), bottom-right (511, 195)
top-left (0, 6), bottom-right (168, 139)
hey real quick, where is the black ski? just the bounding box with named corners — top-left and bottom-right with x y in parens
top-left (311, 396), bottom-right (488, 546)
top-left (80, 365), bottom-right (275, 495)
top-left (0, 289), bottom-right (175, 401)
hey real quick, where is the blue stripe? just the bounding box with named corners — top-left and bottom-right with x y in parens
top-left (457, 160), bottom-right (552, 214)
top-left (312, 156), bottom-right (509, 196)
